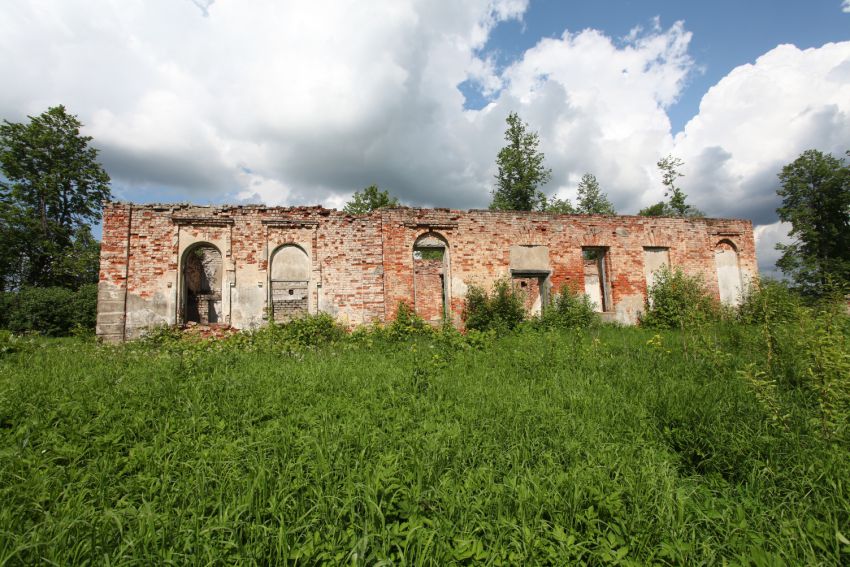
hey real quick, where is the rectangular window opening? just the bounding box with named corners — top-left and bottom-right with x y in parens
top-left (643, 247), bottom-right (670, 301)
top-left (511, 272), bottom-right (550, 316)
top-left (582, 247), bottom-right (610, 312)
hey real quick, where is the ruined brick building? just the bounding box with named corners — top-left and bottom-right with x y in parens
top-left (96, 203), bottom-right (757, 342)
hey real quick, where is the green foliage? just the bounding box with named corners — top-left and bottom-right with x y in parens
top-left (637, 201), bottom-right (670, 217)
top-left (387, 301), bottom-right (433, 340)
top-left (775, 149), bottom-right (850, 296)
top-left (644, 155), bottom-right (704, 218)
top-left (0, 284), bottom-right (97, 336)
top-left (462, 278), bottom-right (526, 332)
top-left (279, 312), bottom-right (347, 346)
top-left (536, 285), bottom-right (599, 329)
top-left (0, 330), bottom-right (33, 356)
top-left (576, 173), bottom-right (616, 215)
top-left (2, 322), bottom-right (850, 564)
top-left (0, 106), bottom-right (111, 289)
top-left (737, 277), bottom-right (802, 325)
top-left (640, 265), bottom-right (719, 329)
top-left (737, 281), bottom-right (850, 441)
top-left (416, 247), bottom-right (444, 260)
top-left (342, 184), bottom-right (400, 214)
top-left (541, 196), bottom-right (575, 214)
top-left (490, 112), bottom-right (551, 211)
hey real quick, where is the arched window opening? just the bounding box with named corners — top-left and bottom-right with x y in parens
top-left (270, 244), bottom-right (310, 323)
top-left (413, 233), bottom-right (449, 324)
top-left (715, 240), bottom-right (743, 307)
top-left (182, 244), bottom-right (223, 324)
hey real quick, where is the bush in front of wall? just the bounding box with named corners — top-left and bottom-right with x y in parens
top-left (536, 285), bottom-right (599, 330)
top-left (462, 278), bottom-right (526, 333)
top-left (640, 266), bottom-right (719, 330)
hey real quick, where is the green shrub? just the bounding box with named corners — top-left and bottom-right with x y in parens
top-left (227, 313), bottom-right (347, 352)
top-left (537, 285), bottom-right (598, 330)
top-left (0, 330), bottom-right (29, 356)
top-left (283, 312), bottom-right (347, 346)
top-left (741, 289), bottom-right (850, 440)
top-left (640, 266), bottom-right (719, 330)
top-left (462, 278), bottom-right (525, 332)
top-left (387, 301), bottom-right (432, 340)
top-left (0, 284), bottom-right (97, 336)
top-left (737, 278), bottom-right (802, 325)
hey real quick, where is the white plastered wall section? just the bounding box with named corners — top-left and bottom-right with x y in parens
top-left (714, 240), bottom-right (745, 307)
top-left (267, 238), bottom-right (314, 321)
top-left (265, 226), bottom-right (317, 314)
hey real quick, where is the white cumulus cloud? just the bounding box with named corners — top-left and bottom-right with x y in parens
top-left (2, 1), bottom-right (850, 275)
top-left (672, 42), bottom-right (850, 225)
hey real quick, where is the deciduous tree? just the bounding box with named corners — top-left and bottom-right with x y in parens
top-left (775, 149), bottom-right (850, 295)
top-left (0, 106), bottom-right (111, 289)
top-left (657, 155), bottom-right (703, 218)
top-left (541, 196), bottom-right (575, 214)
top-left (638, 156), bottom-right (703, 218)
top-left (343, 184), bottom-right (399, 214)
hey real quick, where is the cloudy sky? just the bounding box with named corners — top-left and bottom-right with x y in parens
top-left (2, 0), bottom-right (849, 275)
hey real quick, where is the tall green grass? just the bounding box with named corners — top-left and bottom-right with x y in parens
top-left (0, 322), bottom-right (848, 564)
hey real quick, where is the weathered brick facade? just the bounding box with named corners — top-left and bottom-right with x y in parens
top-left (96, 203), bottom-right (757, 342)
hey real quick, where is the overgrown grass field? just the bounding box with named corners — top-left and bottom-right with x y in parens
top-left (1, 314), bottom-right (849, 564)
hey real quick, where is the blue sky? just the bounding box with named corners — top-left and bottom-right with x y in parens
top-left (465, 0), bottom-right (850, 132)
top-left (1, 0), bottom-right (849, 274)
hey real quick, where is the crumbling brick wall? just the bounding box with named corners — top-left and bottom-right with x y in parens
top-left (96, 203), bottom-right (757, 341)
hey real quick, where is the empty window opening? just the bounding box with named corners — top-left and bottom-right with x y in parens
top-left (643, 247), bottom-right (670, 305)
top-left (270, 245), bottom-right (310, 323)
top-left (413, 233), bottom-right (449, 324)
top-left (182, 244), bottom-right (223, 325)
top-left (582, 247), bottom-right (611, 312)
top-left (715, 240), bottom-right (743, 307)
top-left (512, 273), bottom-right (549, 316)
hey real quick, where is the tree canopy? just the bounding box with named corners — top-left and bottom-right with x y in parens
top-left (0, 106), bottom-right (111, 290)
top-left (342, 184), bottom-right (400, 214)
top-left (639, 155), bottom-right (703, 218)
top-left (490, 112), bottom-right (551, 211)
top-left (576, 173), bottom-right (616, 215)
top-left (541, 197), bottom-right (575, 214)
top-left (637, 201), bottom-right (670, 217)
top-left (775, 149), bottom-right (850, 295)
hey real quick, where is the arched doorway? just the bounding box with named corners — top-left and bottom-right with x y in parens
top-left (270, 244), bottom-right (310, 323)
top-left (715, 240), bottom-right (743, 306)
top-left (181, 243), bottom-right (223, 324)
top-left (413, 232), bottom-right (450, 324)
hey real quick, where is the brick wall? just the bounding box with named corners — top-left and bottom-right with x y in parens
top-left (97, 203), bottom-right (757, 341)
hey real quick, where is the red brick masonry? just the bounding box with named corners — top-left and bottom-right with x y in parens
top-left (96, 203), bottom-right (757, 342)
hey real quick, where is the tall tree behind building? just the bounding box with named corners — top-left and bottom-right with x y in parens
top-left (343, 184), bottom-right (399, 214)
top-left (490, 112), bottom-right (551, 211)
top-left (639, 155), bottom-right (703, 218)
top-left (776, 149), bottom-right (850, 296)
top-left (576, 173), bottom-right (616, 215)
top-left (0, 106), bottom-right (111, 290)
